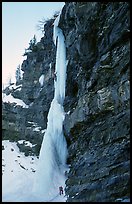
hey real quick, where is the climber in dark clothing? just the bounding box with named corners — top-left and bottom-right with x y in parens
top-left (59, 186), bottom-right (63, 195)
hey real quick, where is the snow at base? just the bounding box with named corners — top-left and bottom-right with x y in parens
top-left (2, 140), bottom-right (38, 202)
top-left (2, 140), bottom-right (68, 202)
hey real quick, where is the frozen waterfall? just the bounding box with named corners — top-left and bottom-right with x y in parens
top-left (32, 14), bottom-right (68, 201)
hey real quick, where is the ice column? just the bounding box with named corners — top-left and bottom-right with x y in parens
top-left (33, 13), bottom-right (68, 201)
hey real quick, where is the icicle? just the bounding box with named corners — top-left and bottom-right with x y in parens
top-left (53, 12), bottom-right (61, 46)
top-left (53, 18), bottom-right (67, 105)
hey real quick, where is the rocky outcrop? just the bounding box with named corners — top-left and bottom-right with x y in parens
top-left (2, 2), bottom-right (130, 202)
top-left (2, 101), bottom-right (44, 156)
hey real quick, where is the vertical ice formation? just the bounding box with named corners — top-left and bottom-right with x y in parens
top-left (33, 13), bottom-right (68, 201)
top-left (53, 13), bottom-right (67, 105)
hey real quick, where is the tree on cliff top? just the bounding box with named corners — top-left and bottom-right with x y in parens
top-left (36, 10), bottom-right (60, 34)
top-left (15, 65), bottom-right (22, 85)
top-left (23, 35), bottom-right (37, 56)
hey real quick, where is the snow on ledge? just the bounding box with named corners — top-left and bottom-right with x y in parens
top-left (2, 93), bottom-right (29, 108)
top-left (18, 140), bottom-right (37, 148)
top-left (9, 84), bottom-right (22, 91)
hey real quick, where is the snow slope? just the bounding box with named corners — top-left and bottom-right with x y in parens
top-left (2, 140), bottom-right (67, 202)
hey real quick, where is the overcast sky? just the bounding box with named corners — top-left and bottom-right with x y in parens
top-left (2, 2), bottom-right (65, 86)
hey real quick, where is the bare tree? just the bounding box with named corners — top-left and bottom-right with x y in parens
top-left (36, 10), bottom-right (60, 34)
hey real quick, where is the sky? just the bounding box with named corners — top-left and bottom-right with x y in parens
top-left (2, 2), bottom-right (65, 86)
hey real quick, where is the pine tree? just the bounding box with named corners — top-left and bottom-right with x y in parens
top-left (15, 65), bottom-right (21, 84)
top-left (23, 35), bottom-right (37, 56)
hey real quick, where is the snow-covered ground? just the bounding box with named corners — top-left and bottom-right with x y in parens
top-left (2, 140), bottom-right (67, 202)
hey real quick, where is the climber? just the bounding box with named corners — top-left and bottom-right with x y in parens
top-left (59, 186), bottom-right (63, 195)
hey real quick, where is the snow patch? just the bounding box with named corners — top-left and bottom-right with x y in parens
top-left (17, 140), bottom-right (37, 148)
top-left (39, 74), bottom-right (44, 87)
top-left (33, 126), bottom-right (41, 132)
top-left (9, 83), bottom-right (22, 91)
top-left (2, 93), bottom-right (29, 108)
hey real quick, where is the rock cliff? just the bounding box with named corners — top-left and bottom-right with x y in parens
top-left (59, 2), bottom-right (130, 202)
top-left (2, 2), bottom-right (130, 202)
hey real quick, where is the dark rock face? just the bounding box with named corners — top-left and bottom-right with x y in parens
top-left (59, 2), bottom-right (130, 202)
top-left (2, 2), bottom-right (130, 202)
top-left (2, 102), bottom-right (44, 156)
